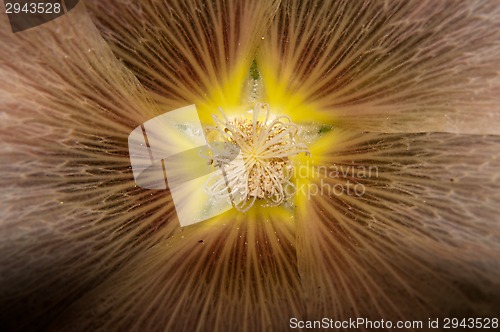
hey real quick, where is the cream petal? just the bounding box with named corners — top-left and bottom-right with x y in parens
top-left (50, 207), bottom-right (306, 331)
top-left (84, 0), bottom-right (280, 112)
top-left (0, 4), bottom-right (178, 330)
top-left (259, 0), bottom-right (500, 134)
top-left (295, 130), bottom-right (500, 320)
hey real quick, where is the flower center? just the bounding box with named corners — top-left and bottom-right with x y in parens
top-left (205, 103), bottom-right (309, 212)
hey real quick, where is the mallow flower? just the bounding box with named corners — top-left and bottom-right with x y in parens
top-left (1, 0), bottom-right (499, 331)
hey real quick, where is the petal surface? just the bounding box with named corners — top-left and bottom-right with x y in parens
top-left (51, 207), bottom-right (306, 332)
top-left (0, 3), bottom-right (178, 330)
top-left (259, 0), bottom-right (500, 134)
top-left (84, 0), bottom-right (280, 119)
top-left (294, 130), bottom-right (500, 321)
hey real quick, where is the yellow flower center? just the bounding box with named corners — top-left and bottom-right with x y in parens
top-left (205, 103), bottom-right (309, 212)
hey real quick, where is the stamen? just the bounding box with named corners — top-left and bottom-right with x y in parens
top-left (205, 103), bottom-right (309, 212)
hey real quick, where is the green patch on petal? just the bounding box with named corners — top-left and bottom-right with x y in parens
top-left (249, 59), bottom-right (260, 80)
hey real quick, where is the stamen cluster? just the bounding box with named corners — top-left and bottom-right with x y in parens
top-left (205, 103), bottom-right (308, 212)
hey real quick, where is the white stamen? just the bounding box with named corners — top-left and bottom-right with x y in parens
top-left (204, 103), bottom-right (309, 212)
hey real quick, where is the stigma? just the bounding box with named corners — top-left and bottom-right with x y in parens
top-left (205, 103), bottom-right (309, 212)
